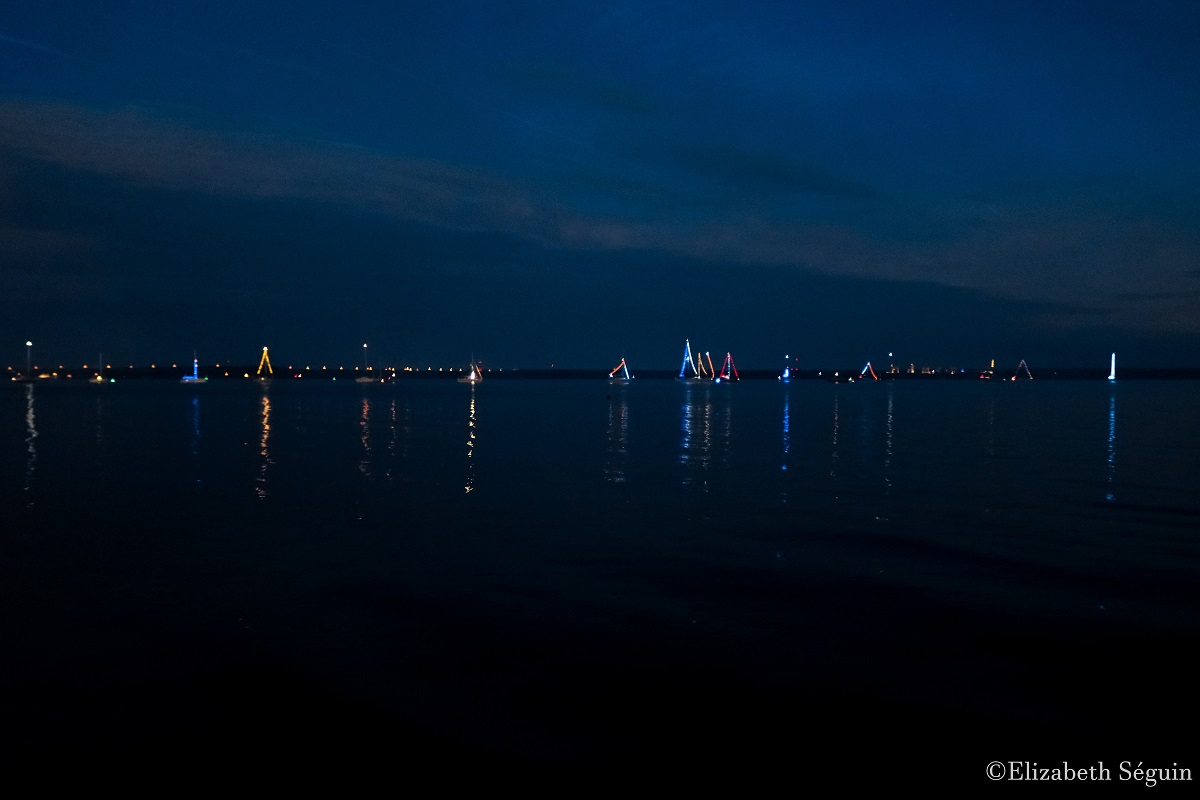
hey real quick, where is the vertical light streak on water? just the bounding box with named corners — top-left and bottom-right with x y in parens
top-left (358, 394), bottom-right (372, 479)
top-left (780, 394), bottom-right (790, 505)
top-left (191, 396), bottom-right (200, 452)
top-left (829, 392), bottom-right (840, 479)
top-left (781, 396), bottom-right (790, 468)
top-left (256, 388), bottom-right (272, 500)
top-left (699, 390), bottom-right (713, 478)
top-left (1107, 388), bottom-right (1116, 503)
top-left (386, 398), bottom-right (397, 482)
top-left (985, 396), bottom-right (996, 460)
top-left (95, 394), bottom-right (105, 448)
top-left (190, 395), bottom-right (201, 488)
top-left (400, 399), bottom-right (412, 464)
top-left (717, 390), bottom-right (731, 469)
top-left (464, 387), bottom-right (476, 494)
top-left (23, 383), bottom-right (36, 505)
top-left (679, 385), bottom-right (713, 487)
top-left (884, 384), bottom-right (894, 493)
top-left (679, 386), bottom-right (694, 482)
top-left (604, 391), bottom-right (628, 484)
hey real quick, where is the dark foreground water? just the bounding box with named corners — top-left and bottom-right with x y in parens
top-left (2, 378), bottom-right (1197, 780)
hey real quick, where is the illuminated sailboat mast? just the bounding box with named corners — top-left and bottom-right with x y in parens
top-left (715, 352), bottom-right (739, 383)
top-left (89, 353), bottom-right (107, 384)
top-left (678, 339), bottom-right (693, 379)
top-left (1108, 353), bottom-right (1116, 382)
top-left (257, 346), bottom-right (273, 378)
top-left (677, 339), bottom-right (706, 381)
top-left (457, 354), bottom-right (483, 384)
top-left (609, 357), bottom-right (633, 383)
top-left (180, 352), bottom-right (205, 384)
top-left (355, 343), bottom-right (373, 383)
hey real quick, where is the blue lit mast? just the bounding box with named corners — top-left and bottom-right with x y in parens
top-left (181, 350), bottom-right (205, 383)
top-left (678, 339), bottom-right (699, 380)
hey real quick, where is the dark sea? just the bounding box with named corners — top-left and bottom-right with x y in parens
top-left (3, 377), bottom-right (1197, 782)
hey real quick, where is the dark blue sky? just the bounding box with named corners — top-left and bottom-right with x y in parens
top-left (3, 1), bottom-right (1198, 369)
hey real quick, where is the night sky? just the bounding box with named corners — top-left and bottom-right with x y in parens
top-left (3, 1), bottom-right (1198, 370)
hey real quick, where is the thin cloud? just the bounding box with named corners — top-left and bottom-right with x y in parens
top-left (667, 144), bottom-right (876, 199)
top-left (3, 100), bottom-right (1198, 337)
top-left (0, 32), bottom-right (71, 60)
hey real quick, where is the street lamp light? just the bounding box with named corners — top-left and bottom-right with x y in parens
top-left (25, 341), bottom-right (32, 376)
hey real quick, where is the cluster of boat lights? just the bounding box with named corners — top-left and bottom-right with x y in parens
top-left (10, 342), bottom-right (1116, 383)
top-left (7, 343), bottom-right (502, 381)
top-left (8, 364), bottom-right (521, 373)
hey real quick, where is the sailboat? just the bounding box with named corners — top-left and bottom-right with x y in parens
top-left (13, 341), bottom-right (34, 382)
top-left (1108, 353), bottom-right (1116, 383)
top-left (676, 339), bottom-right (712, 382)
top-left (1012, 359), bottom-right (1033, 381)
top-left (714, 352), bottom-right (739, 383)
top-left (355, 343), bottom-right (374, 383)
top-left (608, 357), bottom-right (633, 384)
top-left (779, 355), bottom-right (790, 382)
top-left (457, 357), bottom-right (483, 384)
top-left (257, 347), bottom-right (273, 383)
top-left (89, 354), bottom-right (109, 384)
top-left (180, 353), bottom-right (206, 384)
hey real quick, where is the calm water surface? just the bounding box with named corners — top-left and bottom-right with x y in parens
top-left (2, 378), bottom-right (1197, 774)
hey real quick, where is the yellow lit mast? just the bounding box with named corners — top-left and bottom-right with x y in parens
top-left (257, 346), bottom-right (273, 376)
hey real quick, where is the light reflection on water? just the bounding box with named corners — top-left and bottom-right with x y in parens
top-left (189, 394), bottom-right (201, 488)
top-left (1107, 387), bottom-right (1116, 503)
top-left (465, 385), bottom-right (477, 494)
top-left (23, 383), bottom-right (36, 505)
top-left (191, 395), bottom-right (200, 453)
top-left (984, 396), bottom-right (996, 460)
top-left (678, 383), bottom-right (714, 487)
top-left (829, 391), bottom-right (840, 479)
top-left (386, 398), bottom-right (397, 481)
top-left (256, 387), bottom-right (272, 500)
top-left (605, 388), bottom-right (628, 484)
top-left (884, 384), bottom-right (894, 493)
top-left (358, 393), bottom-right (371, 479)
top-left (3, 380), bottom-right (1198, 765)
top-left (95, 393), bottom-right (106, 449)
top-left (780, 395), bottom-right (790, 470)
top-left (779, 392), bottom-right (790, 505)
top-left (4, 378), bottom-right (1192, 536)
